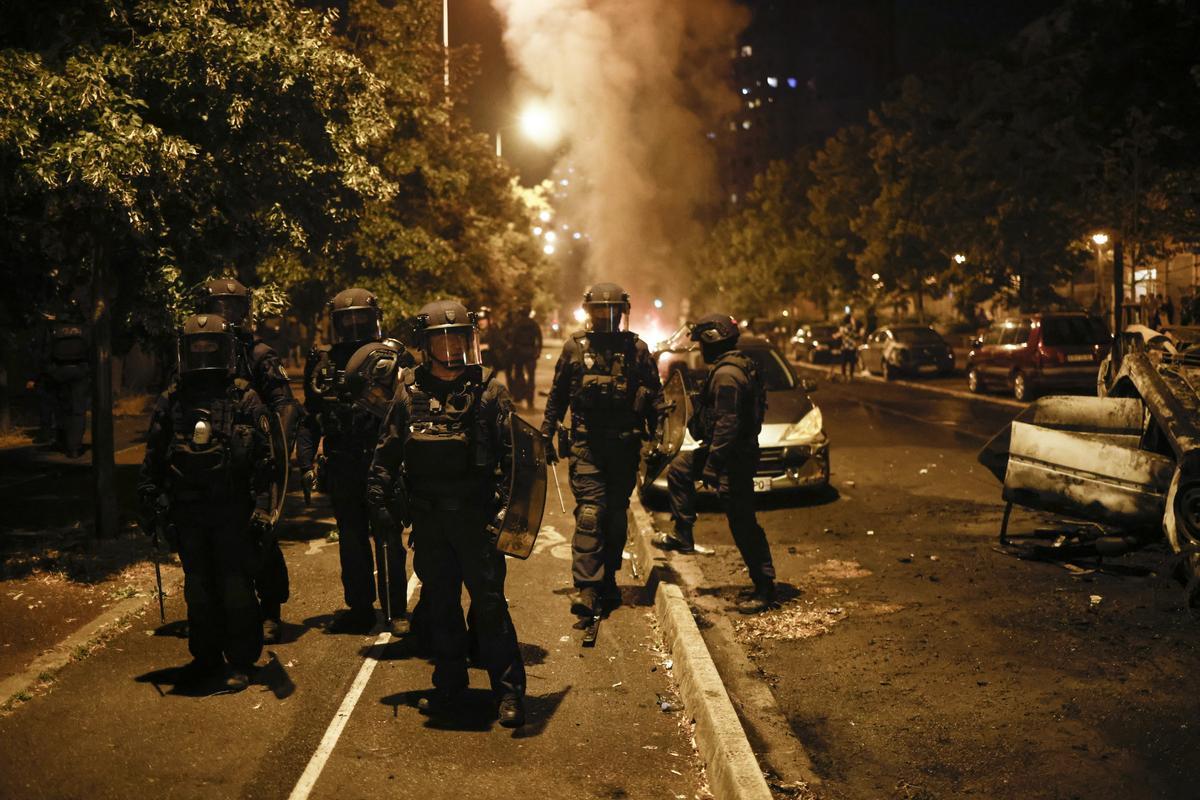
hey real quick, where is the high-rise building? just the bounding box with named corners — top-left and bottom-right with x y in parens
top-left (717, 0), bottom-right (1060, 202)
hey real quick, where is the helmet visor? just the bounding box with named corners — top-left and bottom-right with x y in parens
top-left (331, 307), bottom-right (380, 344)
top-left (180, 333), bottom-right (235, 374)
top-left (587, 304), bottom-right (627, 333)
top-left (204, 295), bottom-right (250, 327)
top-left (424, 328), bottom-right (481, 369)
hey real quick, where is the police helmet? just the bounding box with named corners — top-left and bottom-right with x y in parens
top-left (328, 288), bottom-right (382, 346)
top-left (201, 278), bottom-right (251, 328)
top-left (690, 313), bottom-right (740, 346)
top-left (414, 300), bottom-right (481, 370)
top-left (178, 314), bottom-right (237, 378)
top-left (582, 282), bottom-right (630, 333)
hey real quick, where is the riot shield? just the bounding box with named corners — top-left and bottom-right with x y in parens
top-left (265, 410), bottom-right (290, 527)
top-left (494, 415), bottom-right (548, 559)
top-left (643, 370), bottom-right (690, 488)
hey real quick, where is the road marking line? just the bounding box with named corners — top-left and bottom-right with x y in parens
top-left (287, 571), bottom-right (420, 800)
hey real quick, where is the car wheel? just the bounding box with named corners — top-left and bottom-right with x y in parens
top-left (1013, 371), bottom-right (1035, 402)
top-left (967, 368), bottom-right (983, 393)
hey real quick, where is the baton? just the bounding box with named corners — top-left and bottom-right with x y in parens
top-left (151, 523), bottom-right (166, 624)
top-left (378, 531), bottom-right (392, 624)
top-left (550, 462), bottom-right (567, 514)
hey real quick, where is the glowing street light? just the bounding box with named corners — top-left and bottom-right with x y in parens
top-left (538, 210), bottom-right (551, 223)
top-left (519, 101), bottom-right (561, 148)
top-left (544, 230), bottom-right (557, 243)
top-left (653, 298), bottom-right (664, 309)
top-left (1092, 232), bottom-right (1109, 246)
top-left (953, 253), bottom-right (967, 264)
top-left (543, 244), bottom-right (555, 255)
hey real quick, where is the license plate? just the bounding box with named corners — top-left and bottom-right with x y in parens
top-left (917, 364), bottom-right (937, 373)
top-left (753, 478), bottom-right (772, 492)
top-left (1067, 353), bottom-right (1093, 363)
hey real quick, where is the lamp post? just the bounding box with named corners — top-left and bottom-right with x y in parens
top-left (1092, 233), bottom-right (1109, 310)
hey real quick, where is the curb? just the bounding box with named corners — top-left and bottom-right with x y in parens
top-left (655, 582), bottom-right (774, 800)
top-left (631, 499), bottom-right (821, 794)
top-left (0, 569), bottom-right (181, 709)
top-left (790, 358), bottom-right (1027, 410)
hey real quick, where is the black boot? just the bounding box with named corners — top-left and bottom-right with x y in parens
top-left (736, 584), bottom-right (778, 615)
top-left (418, 687), bottom-right (464, 716)
top-left (570, 586), bottom-right (600, 618)
top-left (652, 532), bottom-right (695, 554)
top-left (331, 605), bottom-right (376, 633)
top-left (497, 692), bottom-right (525, 728)
top-left (600, 577), bottom-right (622, 611)
top-left (262, 603), bottom-right (283, 644)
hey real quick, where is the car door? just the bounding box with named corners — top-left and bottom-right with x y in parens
top-left (865, 330), bottom-right (884, 373)
top-left (977, 324), bottom-right (1004, 379)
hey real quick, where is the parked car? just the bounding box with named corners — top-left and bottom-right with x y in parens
top-left (645, 335), bottom-right (829, 496)
top-left (858, 325), bottom-right (955, 380)
top-left (966, 312), bottom-right (1111, 401)
top-left (789, 323), bottom-right (841, 363)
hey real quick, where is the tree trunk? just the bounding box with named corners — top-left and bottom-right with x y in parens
top-left (92, 246), bottom-right (118, 539)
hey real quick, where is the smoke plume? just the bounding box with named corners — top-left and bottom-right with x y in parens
top-left (490, 0), bottom-right (747, 319)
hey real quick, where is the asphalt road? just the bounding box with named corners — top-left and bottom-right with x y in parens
top-left (0, 357), bottom-right (711, 800)
top-left (645, 370), bottom-right (1200, 799)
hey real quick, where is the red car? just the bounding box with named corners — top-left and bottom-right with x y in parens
top-left (966, 313), bottom-right (1111, 401)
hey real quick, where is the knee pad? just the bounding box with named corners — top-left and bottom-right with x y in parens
top-left (576, 503), bottom-right (601, 535)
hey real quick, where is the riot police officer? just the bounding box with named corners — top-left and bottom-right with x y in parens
top-left (199, 278), bottom-right (302, 644)
top-left (506, 307), bottom-right (543, 409)
top-left (36, 302), bottom-right (90, 458)
top-left (367, 300), bottom-right (526, 728)
top-left (296, 289), bottom-right (409, 634)
top-left (541, 283), bottom-right (663, 619)
top-left (654, 314), bottom-right (777, 614)
top-left (137, 314), bottom-right (277, 690)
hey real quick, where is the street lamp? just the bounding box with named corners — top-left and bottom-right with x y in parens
top-left (1091, 233), bottom-right (1109, 308)
top-left (519, 102), bottom-right (561, 149)
top-left (953, 253), bottom-right (967, 265)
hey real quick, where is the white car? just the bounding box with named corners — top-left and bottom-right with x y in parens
top-left (643, 336), bottom-right (829, 496)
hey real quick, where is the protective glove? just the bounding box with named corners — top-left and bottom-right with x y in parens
top-left (368, 495), bottom-right (395, 535)
top-left (543, 433), bottom-right (559, 465)
top-left (699, 470), bottom-right (721, 491)
top-left (301, 469), bottom-right (317, 495)
top-left (138, 491), bottom-right (168, 537)
top-left (249, 510), bottom-right (273, 540)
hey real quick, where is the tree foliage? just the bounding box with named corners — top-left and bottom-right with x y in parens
top-left (0, 0), bottom-right (394, 348)
top-left (699, 0), bottom-right (1200, 321)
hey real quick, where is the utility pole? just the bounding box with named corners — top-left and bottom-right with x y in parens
top-left (1112, 242), bottom-right (1124, 338)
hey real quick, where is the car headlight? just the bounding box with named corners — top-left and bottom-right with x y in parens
top-left (783, 406), bottom-right (823, 441)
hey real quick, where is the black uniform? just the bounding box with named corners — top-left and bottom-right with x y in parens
top-left (666, 350), bottom-right (775, 590)
top-left (37, 316), bottom-right (90, 456)
top-left (237, 334), bottom-right (301, 623)
top-left (138, 379), bottom-right (273, 671)
top-left (368, 365), bottom-right (525, 700)
top-left (542, 331), bottom-right (662, 596)
top-left (506, 315), bottom-right (542, 407)
top-left (296, 343), bottom-right (406, 619)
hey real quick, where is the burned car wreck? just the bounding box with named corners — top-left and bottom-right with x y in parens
top-left (978, 326), bottom-right (1200, 602)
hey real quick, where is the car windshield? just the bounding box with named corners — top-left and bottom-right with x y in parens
top-left (893, 327), bottom-right (944, 345)
top-left (1041, 317), bottom-right (1109, 346)
top-left (809, 326), bottom-right (836, 339)
top-left (744, 347), bottom-right (796, 391)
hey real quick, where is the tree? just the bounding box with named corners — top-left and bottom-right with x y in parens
top-left (0, 0), bottom-right (393, 535)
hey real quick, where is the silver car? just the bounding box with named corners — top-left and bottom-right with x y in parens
top-left (644, 336), bottom-right (830, 496)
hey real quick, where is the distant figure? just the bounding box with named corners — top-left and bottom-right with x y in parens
top-left (506, 308), bottom-right (543, 409)
top-left (829, 313), bottom-right (859, 383)
top-left (37, 302), bottom-right (91, 457)
top-left (1163, 293), bottom-right (1176, 326)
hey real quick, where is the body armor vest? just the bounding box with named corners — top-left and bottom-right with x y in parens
top-left (404, 372), bottom-right (495, 494)
top-left (569, 333), bottom-right (643, 431)
top-left (693, 351), bottom-right (767, 442)
top-left (166, 383), bottom-right (256, 497)
top-left (49, 321), bottom-right (88, 363)
top-left (308, 347), bottom-right (383, 469)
